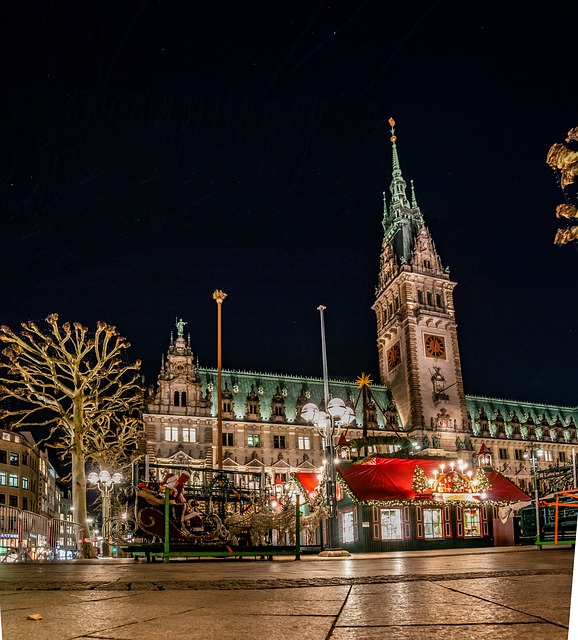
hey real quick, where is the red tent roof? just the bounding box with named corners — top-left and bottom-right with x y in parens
top-left (294, 471), bottom-right (322, 504)
top-left (334, 458), bottom-right (529, 503)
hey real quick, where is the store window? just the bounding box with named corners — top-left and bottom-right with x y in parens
top-left (423, 508), bottom-right (443, 539)
top-left (463, 508), bottom-right (481, 537)
top-left (379, 508), bottom-right (402, 540)
top-left (341, 508), bottom-right (357, 543)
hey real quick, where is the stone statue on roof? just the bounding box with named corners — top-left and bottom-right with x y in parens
top-left (176, 318), bottom-right (187, 337)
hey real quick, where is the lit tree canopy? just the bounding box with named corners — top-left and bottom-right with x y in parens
top-left (547, 126), bottom-right (578, 245)
top-left (0, 314), bottom-right (143, 553)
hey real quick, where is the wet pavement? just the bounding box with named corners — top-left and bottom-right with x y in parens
top-left (0, 546), bottom-right (572, 639)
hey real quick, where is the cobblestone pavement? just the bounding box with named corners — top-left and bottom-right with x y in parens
top-left (0, 546), bottom-right (572, 639)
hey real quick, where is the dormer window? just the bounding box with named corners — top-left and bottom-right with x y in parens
top-left (249, 402), bottom-right (258, 414)
top-left (424, 259), bottom-right (431, 269)
top-left (173, 391), bottom-right (187, 406)
top-left (223, 401), bottom-right (232, 413)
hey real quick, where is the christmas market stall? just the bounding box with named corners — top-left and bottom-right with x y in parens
top-left (300, 457), bottom-right (530, 553)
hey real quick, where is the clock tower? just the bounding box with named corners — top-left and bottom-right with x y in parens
top-left (373, 119), bottom-right (469, 448)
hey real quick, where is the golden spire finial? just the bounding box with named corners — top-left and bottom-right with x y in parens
top-left (388, 116), bottom-right (397, 142)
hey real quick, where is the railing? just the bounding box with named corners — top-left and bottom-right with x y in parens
top-left (0, 505), bottom-right (82, 561)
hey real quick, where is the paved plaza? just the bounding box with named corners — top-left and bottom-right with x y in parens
top-left (0, 546), bottom-right (572, 639)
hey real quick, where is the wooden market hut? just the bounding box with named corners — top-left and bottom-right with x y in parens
top-left (297, 456), bottom-right (530, 553)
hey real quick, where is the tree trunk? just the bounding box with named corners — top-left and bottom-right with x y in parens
top-left (71, 450), bottom-right (96, 558)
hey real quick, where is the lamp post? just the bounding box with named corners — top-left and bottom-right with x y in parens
top-left (523, 445), bottom-right (544, 546)
top-left (302, 398), bottom-right (354, 550)
top-left (87, 469), bottom-right (122, 557)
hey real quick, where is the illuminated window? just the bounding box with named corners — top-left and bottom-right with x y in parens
top-left (0, 473), bottom-right (5, 485)
top-left (543, 450), bottom-right (553, 462)
top-left (8, 474), bottom-right (18, 488)
top-left (463, 508), bottom-right (481, 537)
top-left (423, 508), bottom-right (443, 539)
top-left (298, 436), bottom-right (311, 450)
top-left (22, 476), bottom-right (28, 490)
top-left (9, 453), bottom-right (19, 466)
top-left (248, 434), bottom-right (261, 447)
top-left (379, 508), bottom-right (402, 540)
top-left (182, 428), bottom-right (196, 443)
top-left (164, 426), bottom-right (178, 442)
top-left (341, 508), bottom-right (357, 543)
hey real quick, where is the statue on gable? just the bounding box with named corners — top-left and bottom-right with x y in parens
top-left (176, 318), bottom-right (187, 337)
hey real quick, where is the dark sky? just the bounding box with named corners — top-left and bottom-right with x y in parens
top-left (1, 2), bottom-right (577, 407)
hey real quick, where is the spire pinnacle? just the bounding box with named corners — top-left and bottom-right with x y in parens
top-left (388, 117), bottom-right (410, 208)
top-left (411, 180), bottom-right (418, 208)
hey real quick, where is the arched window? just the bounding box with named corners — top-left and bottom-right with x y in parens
top-left (181, 391), bottom-right (187, 406)
top-left (173, 391), bottom-right (180, 406)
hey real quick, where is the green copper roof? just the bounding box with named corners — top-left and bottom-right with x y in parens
top-left (466, 394), bottom-right (578, 429)
top-left (199, 367), bottom-right (396, 428)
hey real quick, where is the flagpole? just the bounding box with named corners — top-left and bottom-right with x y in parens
top-left (213, 290), bottom-right (227, 470)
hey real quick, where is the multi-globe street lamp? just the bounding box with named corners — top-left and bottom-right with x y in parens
top-left (301, 398), bottom-right (354, 550)
top-left (523, 444), bottom-right (544, 545)
top-left (87, 469), bottom-right (123, 557)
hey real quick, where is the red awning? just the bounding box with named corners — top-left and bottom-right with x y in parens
top-left (336, 457), bottom-right (530, 503)
top-left (294, 471), bottom-right (322, 504)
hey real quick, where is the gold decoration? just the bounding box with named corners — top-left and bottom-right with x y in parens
top-left (556, 204), bottom-right (578, 219)
top-left (356, 372), bottom-right (373, 388)
top-left (554, 225), bottom-right (578, 246)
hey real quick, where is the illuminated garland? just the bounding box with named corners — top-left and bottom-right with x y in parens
top-left (336, 476), bottom-right (513, 507)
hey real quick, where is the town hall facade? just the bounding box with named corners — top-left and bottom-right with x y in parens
top-left (143, 121), bottom-right (578, 498)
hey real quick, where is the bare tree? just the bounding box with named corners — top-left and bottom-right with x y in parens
top-left (0, 314), bottom-right (142, 556)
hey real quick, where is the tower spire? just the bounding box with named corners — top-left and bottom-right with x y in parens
top-left (411, 179), bottom-right (418, 208)
top-left (388, 117), bottom-right (410, 208)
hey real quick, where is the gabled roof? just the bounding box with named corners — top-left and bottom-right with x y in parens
top-left (337, 458), bottom-right (530, 504)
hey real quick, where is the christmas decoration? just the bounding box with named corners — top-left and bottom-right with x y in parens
top-left (411, 465), bottom-right (430, 493)
top-left (473, 467), bottom-right (492, 493)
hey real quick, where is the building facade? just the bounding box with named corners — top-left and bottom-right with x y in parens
top-left (0, 429), bottom-right (60, 517)
top-left (143, 122), bottom-right (578, 498)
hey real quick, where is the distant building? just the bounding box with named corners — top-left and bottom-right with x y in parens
top-left (0, 430), bottom-right (60, 516)
top-left (143, 123), bottom-right (578, 503)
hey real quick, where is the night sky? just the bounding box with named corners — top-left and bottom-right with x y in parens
top-left (1, 2), bottom-right (577, 408)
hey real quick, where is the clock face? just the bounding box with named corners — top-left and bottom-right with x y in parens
top-left (387, 342), bottom-right (401, 371)
top-left (424, 334), bottom-right (446, 359)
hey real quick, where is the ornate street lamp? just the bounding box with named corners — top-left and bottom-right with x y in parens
top-left (523, 445), bottom-right (544, 546)
top-left (302, 398), bottom-right (354, 550)
top-left (87, 469), bottom-right (123, 557)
